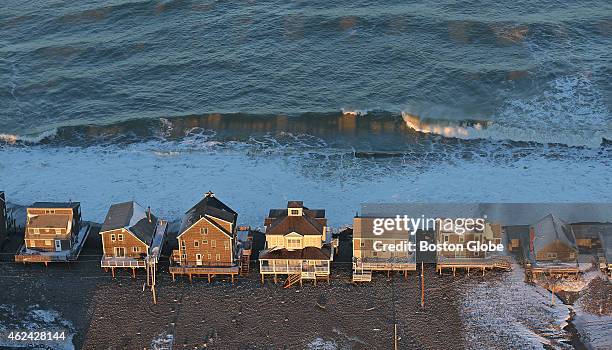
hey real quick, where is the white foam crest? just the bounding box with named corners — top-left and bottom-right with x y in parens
top-left (341, 108), bottom-right (371, 117)
top-left (403, 75), bottom-right (611, 148)
top-left (0, 128), bottom-right (58, 144)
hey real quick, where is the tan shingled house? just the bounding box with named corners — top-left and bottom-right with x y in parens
top-left (100, 201), bottom-right (167, 277)
top-left (170, 192), bottom-right (244, 282)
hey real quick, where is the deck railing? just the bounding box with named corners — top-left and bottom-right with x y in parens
top-left (100, 255), bottom-right (146, 267)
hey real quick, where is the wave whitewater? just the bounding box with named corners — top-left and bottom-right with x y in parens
top-left (1, 110), bottom-right (609, 150)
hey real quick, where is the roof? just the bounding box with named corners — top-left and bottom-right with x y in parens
top-left (31, 202), bottom-right (80, 209)
top-left (531, 214), bottom-right (577, 252)
top-left (265, 201), bottom-right (326, 236)
top-left (287, 201), bottom-right (303, 208)
top-left (266, 215), bottom-right (324, 236)
top-left (361, 203), bottom-right (612, 226)
top-left (268, 201), bottom-right (325, 220)
top-left (181, 192), bottom-right (237, 233)
top-left (572, 223), bottom-right (612, 240)
top-left (28, 215), bottom-right (70, 229)
top-left (259, 246), bottom-right (332, 260)
top-left (101, 201), bottom-right (158, 245)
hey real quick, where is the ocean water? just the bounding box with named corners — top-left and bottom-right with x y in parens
top-left (1, 1), bottom-right (611, 225)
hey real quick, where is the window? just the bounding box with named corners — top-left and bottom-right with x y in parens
top-left (181, 253), bottom-right (186, 260)
top-left (224, 241), bottom-right (229, 250)
top-left (55, 229), bottom-right (62, 235)
top-left (181, 240), bottom-right (186, 249)
top-left (546, 252), bottom-right (557, 259)
top-left (111, 234), bottom-right (116, 242)
top-left (194, 241), bottom-right (200, 247)
top-left (45, 240), bottom-right (51, 246)
top-left (215, 254), bottom-right (221, 261)
top-left (290, 209), bottom-right (300, 215)
top-left (443, 235), bottom-right (449, 243)
top-left (287, 238), bottom-right (301, 249)
top-left (203, 240), bottom-right (208, 244)
top-left (201, 228), bottom-right (208, 235)
top-left (133, 246), bottom-right (140, 253)
top-left (211, 240), bottom-right (216, 248)
top-left (118, 234), bottom-right (124, 241)
top-left (207, 253), bottom-right (212, 260)
top-left (30, 240), bottom-right (36, 247)
top-left (34, 228), bottom-right (40, 235)
top-left (359, 241), bottom-right (365, 247)
top-left (458, 236), bottom-right (464, 243)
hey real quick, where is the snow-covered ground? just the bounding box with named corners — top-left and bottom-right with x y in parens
top-left (0, 304), bottom-right (75, 350)
top-left (1, 143), bottom-right (610, 228)
top-left (460, 265), bottom-right (573, 349)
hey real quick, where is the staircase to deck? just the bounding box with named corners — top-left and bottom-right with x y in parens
top-left (493, 260), bottom-right (512, 271)
top-left (239, 253), bottom-right (250, 276)
top-left (283, 273), bottom-right (301, 288)
top-left (352, 269), bottom-right (372, 282)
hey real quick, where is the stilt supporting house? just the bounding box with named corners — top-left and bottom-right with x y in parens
top-left (436, 257), bottom-right (512, 276)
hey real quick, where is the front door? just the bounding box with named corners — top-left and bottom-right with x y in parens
top-left (114, 247), bottom-right (125, 258)
top-left (54, 240), bottom-right (62, 252)
top-left (196, 254), bottom-right (202, 266)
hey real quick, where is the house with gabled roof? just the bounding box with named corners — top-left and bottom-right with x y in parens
top-left (259, 201), bottom-right (333, 287)
top-left (170, 192), bottom-right (244, 283)
top-left (100, 201), bottom-right (167, 277)
top-left (525, 214), bottom-right (579, 279)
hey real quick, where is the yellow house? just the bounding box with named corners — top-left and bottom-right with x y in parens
top-left (259, 201), bottom-right (332, 287)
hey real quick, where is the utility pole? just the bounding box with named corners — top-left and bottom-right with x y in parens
top-left (421, 262), bottom-right (425, 308)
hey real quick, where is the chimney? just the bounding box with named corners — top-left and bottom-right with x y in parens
top-left (147, 206), bottom-right (152, 223)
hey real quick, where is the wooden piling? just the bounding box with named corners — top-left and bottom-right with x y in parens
top-left (420, 262), bottom-right (425, 308)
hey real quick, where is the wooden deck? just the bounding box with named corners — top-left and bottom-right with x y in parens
top-left (525, 263), bottom-right (580, 281)
top-left (355, 261), bottom-right (417, 272)
top-left (14, 225), bottom-right (91, 265)
top-left (436, 256), bottom-right (512, 276)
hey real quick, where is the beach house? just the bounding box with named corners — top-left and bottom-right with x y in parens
top-left (352, 216), bottom-right (417, 282)
top-left (259, 201), bottom-right (333, 287)
top-left (22, 202), bottom-right (82, 252)
top-left (525, 214), bottom-right (579, 279)
top-left (435, 221), bottom-right (511, 276)
top-left (15, 201), bottom-right (88, 264)
top-left (170, 192), bottom-right (245, 283)
top-left (100, 201), bottom-right (167, 277)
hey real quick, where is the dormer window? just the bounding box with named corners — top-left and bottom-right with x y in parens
top-left (289, 208), bottom-right (302, 216)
